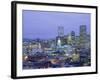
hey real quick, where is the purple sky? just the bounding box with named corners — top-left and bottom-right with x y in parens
top-left (22, 10), bottom-right (90, 39)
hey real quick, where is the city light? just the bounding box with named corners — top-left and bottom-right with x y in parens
top-left (23, 25), bottom-right (91, 69)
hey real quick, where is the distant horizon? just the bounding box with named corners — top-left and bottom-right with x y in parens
top-left (23, 10), bottom-right (90, 39)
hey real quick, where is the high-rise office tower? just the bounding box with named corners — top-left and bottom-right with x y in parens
top-left (67, 33), bottom-right (72, 45)
top-left (71, 31), bottom-right (75, 45)
top-left (58, 26), bottom-right (64, 37)
top-left (56, 26), bottom-right (64, 47)
top-left (80, 25), bottom-right (87, 37)
top-left (79, 25), bottom-right (87, 46)
top-left (71, 31), bottom-right (75, 40)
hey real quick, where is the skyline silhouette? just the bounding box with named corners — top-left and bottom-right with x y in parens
top-left (22, 10), bottom-right (90, 39)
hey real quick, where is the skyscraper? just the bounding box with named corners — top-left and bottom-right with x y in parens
top-left (58, 26), bottom-right (64, 37)
top-left (71, 31), bottom-right (75, 45)
top-left (71, 31), bottom-right (75, 40)
top-left (56, 26), bottom-right (64, 47)
top-left (67, 33), bottom-right (72, 45)
top-left (79, 25), bottom-right (87, 47)
top-left (80, 25), bottom-right (87, 38)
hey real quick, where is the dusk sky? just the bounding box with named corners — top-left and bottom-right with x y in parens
top-left (22, 10), bottom-right (90, 39)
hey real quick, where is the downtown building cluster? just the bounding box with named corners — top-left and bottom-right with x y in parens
top-left (23, 25), bottom-right (91, 69)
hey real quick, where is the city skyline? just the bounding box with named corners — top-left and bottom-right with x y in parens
top-left (23, 10), bottom-right (90, 39)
